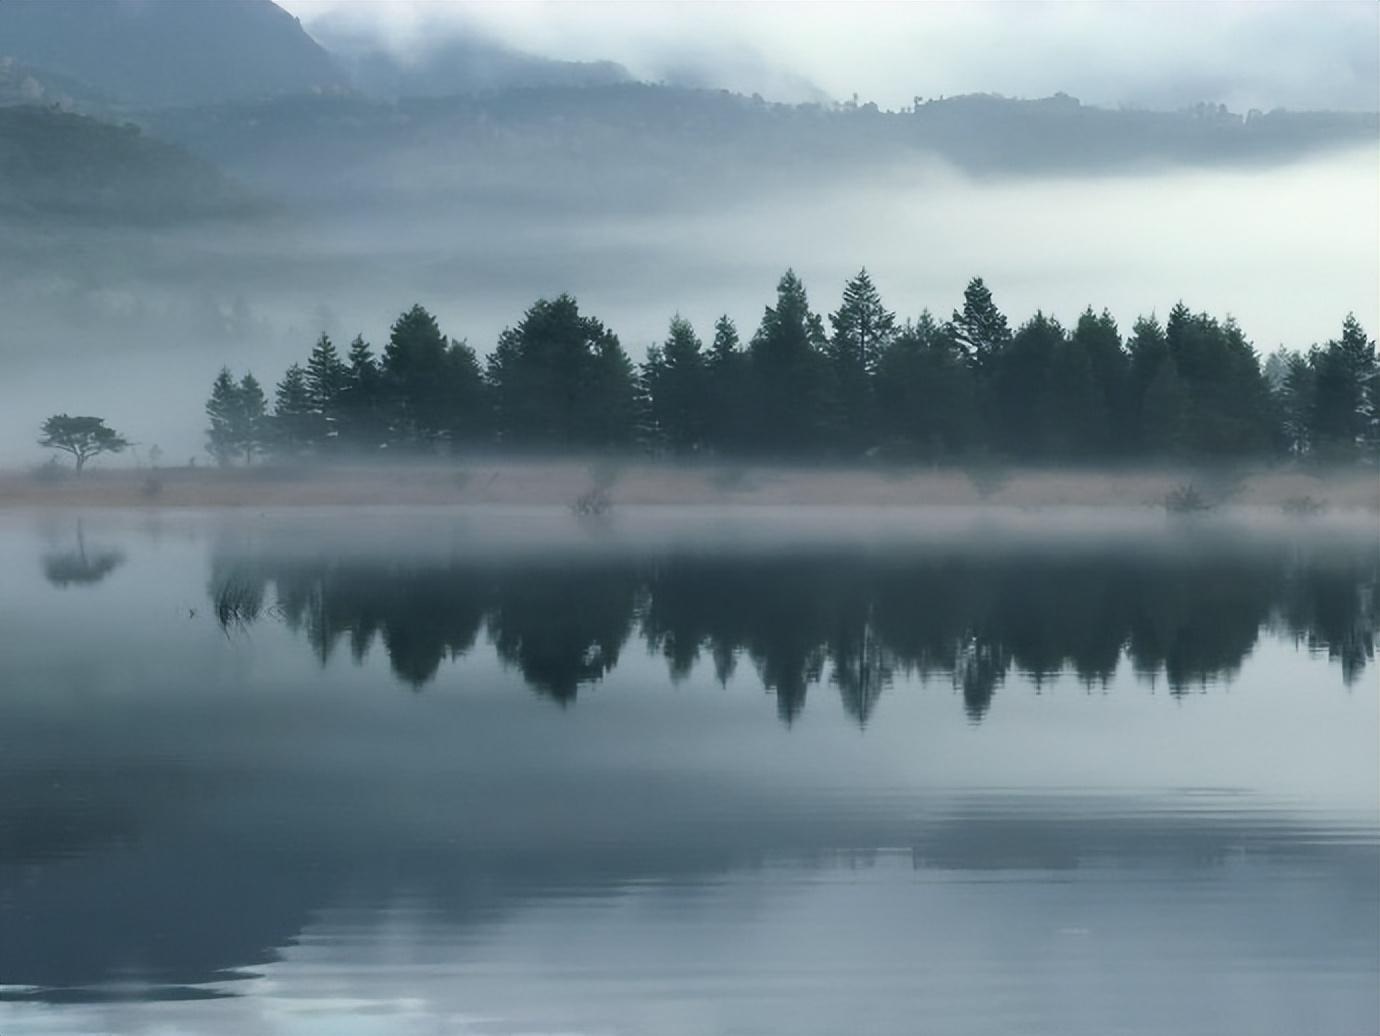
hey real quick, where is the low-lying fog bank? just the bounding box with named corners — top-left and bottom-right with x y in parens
top-left (2, 459), bottom-right (1376, 515)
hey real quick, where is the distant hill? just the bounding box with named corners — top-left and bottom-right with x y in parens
top-left (0, 0), bottom-right (344, 108)
top-left (145, 85), bottom-right (1380, 216)
top-left (0, 106), bottom-right (250, 222)
top-left (309, 18), bottom-right (632, 98)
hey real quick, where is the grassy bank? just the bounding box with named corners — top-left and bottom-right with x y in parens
top-left (2, 458), bottom-right (1376, 512)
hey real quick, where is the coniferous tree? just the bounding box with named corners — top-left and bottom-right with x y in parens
top-left (828, 268), bottom-right (895, 454)
top-left (381, 305), bottom-right (487, 448)
top-left (747, 270), bottom-right (829, 454)
top-left (206, 367), bottom-right (240, 466)
top-left (339, 334), bottom-right (385, 449)
top-left (874, 310), bottom-right (977, 458)
top-left (989, 311), bottom-right (1069, 457)
top-left (1165, 304), bottom-right (1273, 455)
top-left (272, 363), bottom-right (316, 455)
top-left (1310, 314), bottom-right (1377, 459)
top-left (949, 277), bottom-right (1011, 374)
top-left (704, 314), bottom-right (746, 454)
top-left (305, 333), bottom-right (350, 443)
top-left (487, 294), bottom-right (638, 449)
top-left (1277, 350), bottom-right (1316, 456)
top-left (643, 315), bottom-right (707, 455)
top-left (235, 373), bottom-right (268, 464)
top-left (1070, 307), bottom-right (1129, 454)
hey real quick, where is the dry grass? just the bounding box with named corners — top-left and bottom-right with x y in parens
top-left (1, 459), bottom-right (1376, 512)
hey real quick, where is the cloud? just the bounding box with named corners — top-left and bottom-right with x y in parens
top-left (280, 0), bottom-right (1379, 111)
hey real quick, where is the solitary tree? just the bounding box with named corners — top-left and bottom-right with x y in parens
top-left (38, 414), bottom-right (130, 471)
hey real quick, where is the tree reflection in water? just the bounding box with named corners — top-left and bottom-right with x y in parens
top-left (209, 540), bottom-right (1377, 722)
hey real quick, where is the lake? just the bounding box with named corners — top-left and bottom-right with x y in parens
top-left (1, 507), bottom-right (1376, 1035)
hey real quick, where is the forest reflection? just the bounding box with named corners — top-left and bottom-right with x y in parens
top-left (209, 542), bottom-right (1377, 722)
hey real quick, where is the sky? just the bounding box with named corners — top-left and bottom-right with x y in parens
top-left (278, 0), bottom-right (1380, 112)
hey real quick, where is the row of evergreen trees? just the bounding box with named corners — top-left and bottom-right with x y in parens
top-left (206, 271), bottom-right (1378, 464)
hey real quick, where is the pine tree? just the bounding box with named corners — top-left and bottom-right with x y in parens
top-left (235, 373), bottom-right (268, 464)
top-left (305, 333), bottom-right (349, 437)
top-left (338, 335), bottom-right (385, 449)
top-left (1311, 314), bottom-right (1378, 458)
top-left (704, 314), bottom-right (745, 454)
top-left (487, 294), bottom-right (638, 449)
top-left (206, 367), bottom-right (240, 466)
top-left (828, 268), bottom-right (895, 453)
top-left (874, 310), bottom-right (977, 459)
top-left (643, 315), bottom-right (707, 455)
top-left (273, 363), bottom-right (316, 455)
top-left (949, 277), bottom-right (1011, 373)
top-left (1070, 307), bottom-right (1128, 454)
top-left (747, 269), bottom-right (829, 454)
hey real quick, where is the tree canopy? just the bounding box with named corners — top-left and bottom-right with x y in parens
top-left (195, 284), bottom-right (1375, 467)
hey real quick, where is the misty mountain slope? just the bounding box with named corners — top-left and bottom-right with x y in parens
top-left (145, 85), bottom-right (1379, 217)
top-left (312, 20), bottom-right (632, 98)
top-left (0, 106), bottom-right (251, 222)
top-left (0, 0), bottom-right (345, 108)
top-left (0, 55), bottom-right (116, 112)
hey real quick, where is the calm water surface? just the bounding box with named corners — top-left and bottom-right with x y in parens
top-left (1, 508), bottom-right (1376, 1035)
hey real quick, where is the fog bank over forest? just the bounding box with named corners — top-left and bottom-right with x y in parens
top-left (0, 0), bottom-right (1376, 465)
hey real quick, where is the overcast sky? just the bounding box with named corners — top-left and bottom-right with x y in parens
top-left (279, 0), bottom-right (1380, 112)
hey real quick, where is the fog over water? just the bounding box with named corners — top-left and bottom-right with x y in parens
top-left (3, 143), bottom-right (1376, 466)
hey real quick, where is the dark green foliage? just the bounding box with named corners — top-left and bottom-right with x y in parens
top-left (949, 277), bottom-right (1011, 375)
top-left (205, 369), bottom-right (266, 465)
top-left (37, 414), bottom-right (130, 471)
top-left (381, 305), bottom-right (487, 449)
top-left (272, 363), bottom-right (316, 455)
top-left (827, 269), bottom-right (896, 454)
top-left (874, 311), bottom-right (977, 459)
top-left (643, 315), bottom-right (707, 455)
top-left (704, 315), bottom-right (748, 455)
top-left (1310, 314), bottom-right (1378, 460)
top-left (1071, 308), bottom-right (1129, 454)
top-left (338, 335), bottom-right (387, 450)
top-left (747, 270), bottom-right (830, 455)
top-left (196, 281), bottom-right (1373, 467)
top-left (487, 294), bottom-right (638, 449)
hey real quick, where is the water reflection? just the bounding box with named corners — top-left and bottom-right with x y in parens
top-left (210, 540), bottom-right (1378, 721)
top-left (2, 514), bottom-right (1375, 1033)
top-left (41, 521), bottom-right (125, 588)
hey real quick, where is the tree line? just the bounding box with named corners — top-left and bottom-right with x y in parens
top-left (212, 543), bottom-right (1377, 722)
top-left (204, 271), bottom-right (1379, 464)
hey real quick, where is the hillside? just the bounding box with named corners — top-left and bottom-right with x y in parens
top-left (145, 85), bottom-right (1380, 215)
top-left (0, 106), bottom-right (250, 222)
top-left (0, 0), bottom-right (344, 108)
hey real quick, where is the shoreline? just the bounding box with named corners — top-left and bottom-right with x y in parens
top-left (2, 459), bottom-right (1376, 512)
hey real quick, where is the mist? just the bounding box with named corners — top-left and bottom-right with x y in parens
top-left (2, 140), bottom-right (1375, 466)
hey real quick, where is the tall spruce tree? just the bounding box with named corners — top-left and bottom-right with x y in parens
top-left (747, 270), bottom-right (829, 454)
top-left (235, 373), bottom-right (267, 463)
top-left (643, 315), bottom-right (707, 455)
top-left (305, 333), bottom-right (349, 443)
top-left (206, 367), bottom-right (240, 466)
top-left (949, 277), bottom-right (1011, 374)
top-left (272, 363), bottom-right (317, 455)
top-left (828, 268), bottom-right (895, 453)
top-left (704, 315), bottom-right (746, 455)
